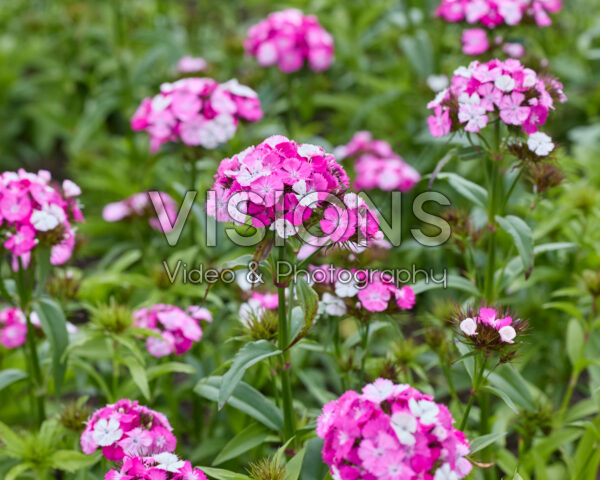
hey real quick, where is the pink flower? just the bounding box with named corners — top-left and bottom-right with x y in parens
top-left (131, 78), bottom-right (261, 152)
top-left (395, 286), bottom-right (416, 309)
top-left (177, 56), bottom-right (207, 73)
top-left (0, 321), bottom-right (27, 349)
top-left (134, 304), bottom-right (210, 358)
top-left (499, 92), bottom-right (530, 125)
top-left (458, 102), bottom-right (488, 132)
top-left (318, 380), bottom-right (471, 479)
top-left (358, 282), bottom-right (391, 312)
top-left (81, 400), bottom-right (176, 461)
top-left (427, 107), bottom-right (452, 137)
top-left (245, 9), bottom-right (334, 73)
top-left (461, 28), bottom-right (489, 56)
top-left (0, 191), bottom-right (32, 222)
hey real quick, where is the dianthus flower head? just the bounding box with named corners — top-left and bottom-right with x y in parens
top-left (133, 304), bottom-right (212, 358)
top-left (436, 0), bottom-right (562, 29)
top-left (245, 9), bottom-right (334, 73)
top-left (131, 77), bottom-right (262, 152)
top-left (103, 191), bottom-right (178, 233)
top-left (335, 132), bottom-right (421, 192)
top-left (317, 379), bottom-right (472, 479)
top-left (310, 266), bottom-right (416, 316)
top-left (208, 136), bottom-right (382, 248)
top-left (81, 399), bottom-right (176, 462)
top-left (426, 59), bottom-right (566, 148)
top-left (0, 170), bottom-right (83, 268)
top-left (452, 305), bottom-right (527, 360)
top-left (104, 453), bottom-right (207, 480)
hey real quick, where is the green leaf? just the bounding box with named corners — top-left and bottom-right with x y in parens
top-left (296, 277), bottom-right (319, 325)
top-left (284, 447), bottom-right (306, 480)
top-left (469, 432), bottom-right (507, 454)
top-left (34, 247), bottom-right (51, 298)
top-left (50, 450), bottom-right (100, 472)
top-left (0, 421), bottom-right (26, 455)
top-left (566, 318), bottom-right (585, 367)
top-left (198, 466), bottom-right (252, 480)
top-left (219, 340), bottom-right (281, 409)
top-left (5, 463), bottom-right (32, 480)
top-left (33, 297), bottom-right (69, 394)
top-left (496, 215), bottom-right (534, 276)
top-left (122, 356), bottom-right (150, 400)
top-left (412, 273), bottom-right (479, 296)
top-left (488, 365), bottom-right (536, 412)
top-left (195, 376), bottom-right (283, 431)
top-left (300, 437), bottom-right (328, 480)
top-left (436, 172), bottom-right (488, 208)
top-left (0, 369), bottom-right (27, 392)
top-left (482, 386), bottom-right (519, 414)
top-left (212, 423), bottom-right (271, 466)
top-left (147, 362), bottom-right (196, 381)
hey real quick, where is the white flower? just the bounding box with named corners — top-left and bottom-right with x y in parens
top-left (427, 74), bottom-right (449, 92)
top-left (362, 378), bottom-right (396, 403)
top-left (390, 411), bottom-right (417, 446)
top-left (220, 78), bottom-right (258, 98)
top-left (527, 132), bottom-right (555, 156)
top-left (334, 279), bottom-right (359, 298)
top-left (434, 463), bottom-right (459, 480)
top-left (62, 179), bottom-right (81, 197)
top-left (30, 204), bottom-right (66, 232)
top-left (460, 318), bottom-right (478, 336)
top-left (409, 398), bottom-right (439, 425)
top-left (499, 325), bottom-right (517, 343)
top-left (320, 293), bottom-right (347, 316)
top-left (273, 218), bottom-right (297, 239)
top-left (495, 74), bottom-right (516, 92)
top-left (153, 452), bottom-right (185, 472)
top-left (92, 418), bottom-right (122, 446)
top-left (297, 143), bottom-right (324, 158)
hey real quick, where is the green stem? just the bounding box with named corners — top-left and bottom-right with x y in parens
top-left (360, 322), bottom-right (370, 383)
top-left (25, 309), bottom-right (45, 426)
top-left (112, 340), bottom-right (119, 400)
top-left (459, 355), bottom-right (488, 431)
top-left (277, 247), bottom-right (296, 443)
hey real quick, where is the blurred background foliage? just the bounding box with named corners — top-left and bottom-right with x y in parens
top-left (1, 0), bottom-right (600, 476)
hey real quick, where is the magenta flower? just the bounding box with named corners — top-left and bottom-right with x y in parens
top-left (81, 399), bottom-right (177, 462)
top-left (245, 9), bottom-right (334, 73)
top-left (176, 56), bottom-right (207, 73)
top-left (104, 454), bottom-right (207, 480)
top-left (0, 170), bottom-right (83, 267)
top-left (426, 59), bottom-right (566, 142)
top-left (133, 304), bottom-right (211, 358)
top-left (461, 28), bottom-right (490, 55)
top-left (436, 0), bottom-right (562, 28)
top-left (335, 131), bottom-right (421, 192)
top-left (131, 78), bottom-right (262, 152)
top-left (318, 379), bottom-right (472, 479)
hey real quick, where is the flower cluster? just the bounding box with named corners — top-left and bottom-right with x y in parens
top-left (317, 378), bottom-right (472, 480)
top-left (334, 132), bottom-right (421, 192)
top-left (245, 9), bottom-right (334, 73)
top-left (427, 59), bottom-right (567, 143)
top-left (310, 265), bottom-right (416, 314)
top-left (461, 29), bottom-right (526, 57)
top-left (0, 169), bottom-right (83, 267)
top-left (103, 192), bottom-right (178, 232)
top-left (105, 453), bottom-right (207, 480)
top-left (436, 0), bottom-right (562, 28)
top-left (80, 399), bottom-right (177, 461)
top-left (208, 135), bottom-right (382, 245)
top-left (133, 304), bottom-right (212, 358)
top-left (455, 306), bottom-right (526, 355)
top-left (0, 307), bottom-right (77, 349)
top-left (131, 78), bottom-right (262, 152)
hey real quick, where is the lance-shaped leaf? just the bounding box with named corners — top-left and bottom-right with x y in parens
top-left (496, 215), bottom-right (534, 277)
top-left (218, 340), bottom-right (281, 409)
